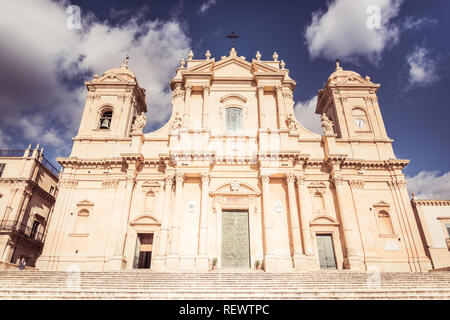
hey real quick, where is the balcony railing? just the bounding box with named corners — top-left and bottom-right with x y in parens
top-left (0, 150), bottom-right (24, 157)
top-left (0, 220), bottom-right (44, 242)
top-left (41, 157), bottom-right (60, 177)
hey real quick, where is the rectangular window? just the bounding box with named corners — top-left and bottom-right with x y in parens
top-left (226, 107), bottom-right (243, 134)
top-left (0, 163), bottom-right (5, 177)
top-left (49, 186), bottom-right (54, 195)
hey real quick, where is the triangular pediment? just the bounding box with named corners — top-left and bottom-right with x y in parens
top-left (252, 60), bottom-right (282, 73)
top-left (211, 181), bottom-right (260, 196)
top-left (97, 72), bottom-right (128, 83)
top-left (341, 75), bottom-right (371, 86)
top-left (213, 57), bottom-right (254, 78)
top-left (76, 199), bottom-right (94, 207)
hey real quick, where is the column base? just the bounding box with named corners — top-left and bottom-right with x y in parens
top-left (343, 256), bottom-right (365, 271)
top-left (195, 255), bottom-right (210, 271)
top-left (263, 254), bottom-right (293, 272)
top-left (165, 255), bottom-right (180, 271)
top-left (151, 256), bottom-right (166, 271)
top-left (293, 254), bottom-right (321, 271)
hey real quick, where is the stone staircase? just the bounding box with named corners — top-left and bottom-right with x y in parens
top-left (0, 270), bottom-right (449, 299)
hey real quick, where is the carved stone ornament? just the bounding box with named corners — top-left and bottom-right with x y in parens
top-left (286, 113), bottom-right (300, 132)
top-left (230, 180), bottom-right (240, 192)
top-left (259, 174), bottom-right (270, 184)
top-left (274, 201), bottom-right (282, 213)
top-left (286, 173), bottom-right (296, 184)
top-left (131, 112), bottom-right (147, 132)
top-left (170, 112), bottom-right (182, 130)
top-left (321, 113), bottom-right (334, 135)
top-left (173, 86), bottom-right (185, 101)
top-left (201, 173), bottom-right (210, 184)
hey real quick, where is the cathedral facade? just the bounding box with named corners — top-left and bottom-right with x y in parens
top-left (36, 48), bottom-right (432, 272)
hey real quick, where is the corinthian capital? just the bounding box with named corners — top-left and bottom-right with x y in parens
top-left (330, 173), bottom-right (343, 186)
top-left (201, 172), bottom-right (210, 184)
top-left (165, 174), bottom-right (174, 187)
top-left (286, 172), bottom-right (296, 184)
top-left (295, 174), bottom-right (305, 185)
top-left (175, 172), bottom-right (185, 183)
top-left (259, 173), bottom-right (270, 184)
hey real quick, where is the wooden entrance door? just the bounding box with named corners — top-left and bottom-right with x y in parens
top-left (316, 234), bottom-right (337, 269)
top-left (221, 210), bottom-right (250, 268)
top-left (134, 233), bottom-right (153, 269)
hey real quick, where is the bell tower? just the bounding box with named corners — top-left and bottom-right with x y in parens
top-left (74, 59), bottom-right (147, 141)
top-left (316, 60), bottom-right (389, 140)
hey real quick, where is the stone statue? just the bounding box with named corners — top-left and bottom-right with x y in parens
top-left (321, 113), bottom-right (334, 134)
top-left (286, 113), bottom-right (299, 131)
top-left (132, 112), bottom-right (147, 132)
top-left (170, 112), bottom-right (182, 130)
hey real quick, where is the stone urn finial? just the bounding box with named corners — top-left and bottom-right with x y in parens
top-left (280, 60), bottom-right (286, 69)
top-left (273, 52), bottom-right (279, 61)
top-left (180, 58), bottom-right (186, 68)
top-left (188, 50), bottom-right (194, 60)
top-left (205, 50), bottom-right (211, 59)
top-left (256, 51), bottom-right (261, 61)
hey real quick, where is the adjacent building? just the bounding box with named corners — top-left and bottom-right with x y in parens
top-left (37, 48), bottom-right (432, 272)
top-left (0, 145), bottom-right (59, 269)
top-left (412, 196), bottom-right (450, 269)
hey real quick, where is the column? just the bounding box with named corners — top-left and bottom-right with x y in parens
top-left (157, 174), bottom-right (173, 257)
top-left (331, 172), bottom-right (364, 270)
top-left (296, 174), bottom-right (314, 256)
top-left (14, 187), bottom-right (33, 228)
top-left (196, 172), bottom-right (210, 270)
top-left (257, 85), bottom-right (266, 129)
top-left (286, 173), bottom-right (303, 256)
top-left (183, 84), bottom-right (192, 128)
top-left (168, 171), bottom-right (184, 264)
top-left (260, 173), bottom-right (274, 257)
top-left (276, 86), bottom-right (287, 129)
top-left (202, 85), bottom-right (210, 128)
top-left (114, 174), bottom-right (136, 259)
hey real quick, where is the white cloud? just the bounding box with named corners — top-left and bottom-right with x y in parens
top-left (406, 171), bottom-right (450, 200)
top-left (304, 0), bottom-right (403, 63)
top-left (406, 46), bottom-right (440, 88)
top-left (403, 16), bottom-right (437, 30)
top-left (293, 96), bottom-right (321, 134)
top-left (199, 0), bottom-right (217, 14)
top-left (0, 0), bottom-right (191, 156)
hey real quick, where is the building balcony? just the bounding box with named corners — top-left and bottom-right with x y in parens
top-left (0, 220), bottom-right (44, 243)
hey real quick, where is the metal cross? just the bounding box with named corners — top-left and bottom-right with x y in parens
top-left (226, 32), bottom-right (239, 49)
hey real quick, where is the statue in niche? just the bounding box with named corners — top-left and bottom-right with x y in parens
top-left (286, 113), bottom-right (300, 131)
top-left (321, 113), bottom-right (334, 135)
top-left (131, 112), bottom-right (147, 132)
top-left (170, 112), bottom-right (182, 130)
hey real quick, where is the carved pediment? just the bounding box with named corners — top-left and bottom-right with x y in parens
top-left (130, 214), bottom-right (161, 226)
top-left (308, 182), bottom-right (327, 189)
top-left (141, 181), bottom-right (162, 189)
top-left (97, 72), bottom-right (129, 83)
top-left (211, 181), bottom-right (260, 196)
top-left (212, 57), bottom-right (254, 78)
top-left (220, 93), bottom-right (247, 104)
top-left (76, 199), bottom-right (94, 207)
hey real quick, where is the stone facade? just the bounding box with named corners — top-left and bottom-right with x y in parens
top-left (411, 197), bottom-right (450, 269)
top-left (37, 49), bottom-right (432, 272)
top-left (0, 146), bottom-right (59, 269)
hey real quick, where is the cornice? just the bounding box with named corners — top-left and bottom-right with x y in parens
top-left (413, 199), bottom-right (450, 207)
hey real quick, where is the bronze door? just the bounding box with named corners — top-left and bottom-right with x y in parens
top-left (221, 210), bottom-right (250, 268)
top-left (316, 234), bottom-right (337, 269)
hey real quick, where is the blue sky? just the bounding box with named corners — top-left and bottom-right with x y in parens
top-left (0, 0), bottom-right (449, 198)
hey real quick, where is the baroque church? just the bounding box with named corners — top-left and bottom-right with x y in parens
top-left (36, 47), bottom-right (432, 272)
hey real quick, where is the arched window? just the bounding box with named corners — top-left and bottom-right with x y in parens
top-left (74, 209), bottom-right (90, 234)
top-left (99, 108), bottom-right (113, 129)
top-left (313, 192), bottom-right (325, 212)
top-left (377, 210), bottom-right (394, 235)
top-left (226, 107), bottom-right (243, 134)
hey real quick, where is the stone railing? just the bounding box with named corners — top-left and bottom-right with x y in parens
top-left (0, 220), bottom-right (44, 242)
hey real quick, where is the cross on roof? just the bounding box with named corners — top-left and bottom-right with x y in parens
top-left (226, 32), bottom-right (239, 49)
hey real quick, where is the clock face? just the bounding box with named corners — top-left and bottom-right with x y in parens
top-left (355, 118), bottom-right (366, 128)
